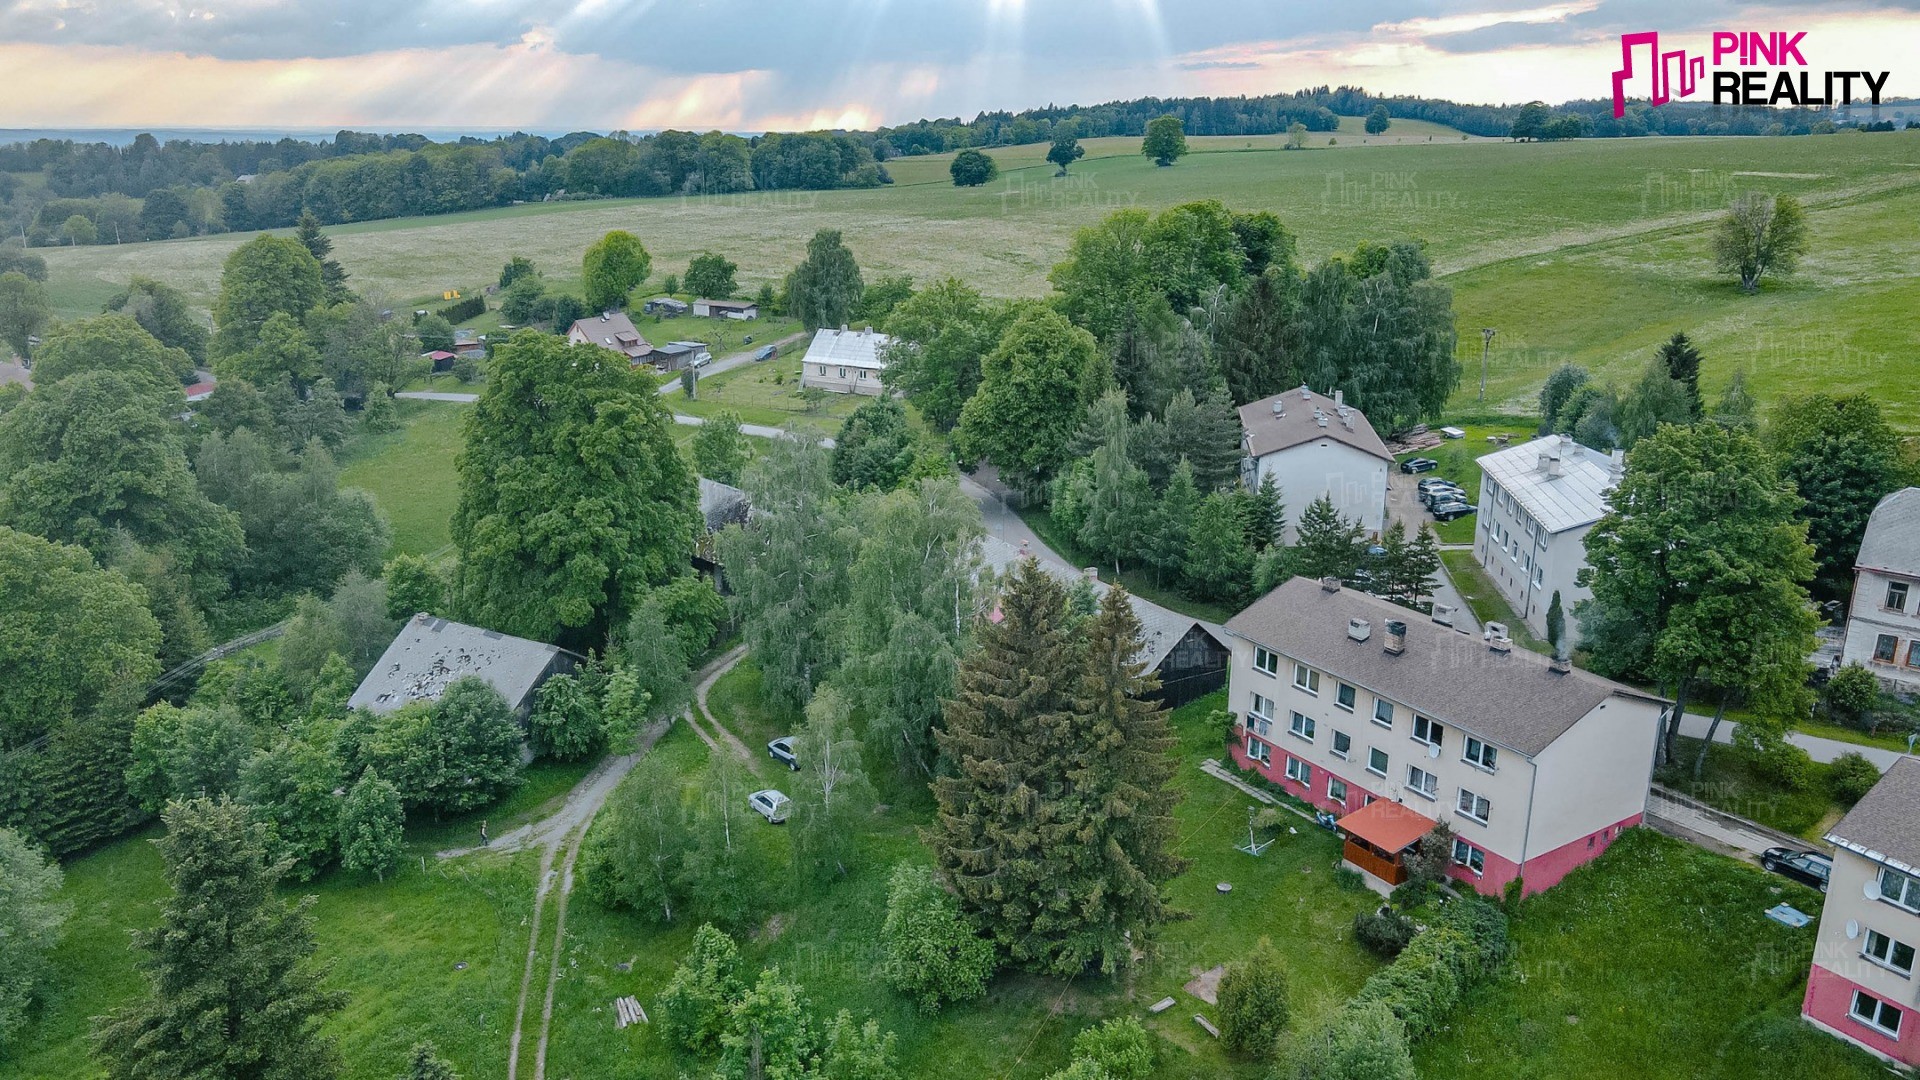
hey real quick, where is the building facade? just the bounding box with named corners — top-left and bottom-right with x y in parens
top-left (1840, 488), bottom-right (1920, 693)
top-left (566, 312), bottom-right (653, 364)
top-left (1472, 435), bottom-right (1620, 648)
top-left (1224, 576), bottom-right (1668, 897)
top-left (1238, 387), bottom-right (1390, 541)
top-left (1803, 756), bottom-right (1920, 1068)
top-left (799, 326), bottom-right (892, 396)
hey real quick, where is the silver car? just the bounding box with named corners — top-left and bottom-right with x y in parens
top-left (748, 789), bottom-right (791, 824)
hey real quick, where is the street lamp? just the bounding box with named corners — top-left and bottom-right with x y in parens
top-left (1478, 327), bottom-right (1497, 402)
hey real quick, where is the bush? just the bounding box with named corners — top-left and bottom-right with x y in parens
top-left (437, 294), bottom-right (485, 323)
top-left (879, 863), bottom-right (996, 1013)
top-left (1215, 939), bottom-right (1290, 1057)
top-left (1751, 736), bottom-right (1815, 791)
top-left (451, 355), bottom-right (481, 383)
top-left (1830, 752), bottom-right (1882, 805)
top-left (1353, 899), bottom-right (1509, 1041)
top-left (1278, 1000), bottom-right (1417, 1080)
top-left (1824, 663), bottom-right (1880, 727)
top-left (657, 924), bottom-right (745, 1054)
top-left (1353, 909), bottom-right (1415, 959)
top-left (1068, 1017), bottom-right (1153, 1080)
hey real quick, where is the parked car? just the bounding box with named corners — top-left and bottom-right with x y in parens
top-left (768, 736), bottom-right (798, 771)
top-left (1400, 457), bottom-right (1439, 474)
top-left (1760, 847), bottom-right (1832, 892)
top-left (1430, 498), bottom-right (1476, 522)
top-left (1419, 483), bottom-right (1467, 507)
top-left (753, 345), bottom-right (777, 362)
top-left (748, 789), bottom-right (792, 824)
top-left (1417, 478), bottom-right (1464, 496)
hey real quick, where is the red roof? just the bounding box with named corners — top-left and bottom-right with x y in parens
top-left (184, 380), bottom-right (217, 400)
top-left (424, 350), bottom-right (456, 360)
top-left (1336, 799), bottom-right (1433, 854)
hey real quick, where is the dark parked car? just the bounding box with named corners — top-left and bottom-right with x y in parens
top-left (753, 345), bottom-right (777, 362)
top-left (1761, 847), bottom-right (1831, 892)
top-left (1400, 457), bottom-right (1440, 474)
top-left (1430, 498), bottom-right (1476, 522)
top-left (768, 736), bottom-right (798, 770)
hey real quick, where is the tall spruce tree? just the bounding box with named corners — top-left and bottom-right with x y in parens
top-left (294, 212), bottom-right (350, 304)
top-left (93, 796), bottom-right (346, 1079)
top-left (1655, 332), bottom-right (1703, 419)
top-left (1292, 496), bottom-right (1365, 582)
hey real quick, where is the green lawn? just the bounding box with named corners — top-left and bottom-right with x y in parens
top-left (1656, 736), bottom-right (1847, 842)
top-left (1438, 550), bottom-right (1553, 653)
top-left (1415, 827), bottom-right (1885, 1080)
top-left (337, 400), bottom-right (468, 558)
top-left (668, 347), bottom-right (863, 433)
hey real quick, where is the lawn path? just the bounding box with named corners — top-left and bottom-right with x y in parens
top-left (687, 644), bottom-right (763, 776)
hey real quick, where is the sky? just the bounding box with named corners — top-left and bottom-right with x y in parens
top-left (0, 0), bottom-right (1914, 132)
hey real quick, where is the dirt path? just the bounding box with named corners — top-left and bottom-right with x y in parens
top-left (472, 645), bottom-right (749, 1080)
top-left (689, 645), bottom-right (762, 774)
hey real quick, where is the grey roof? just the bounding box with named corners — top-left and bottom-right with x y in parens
top-left (1856, 487), bottom-right (1920, 577)
top-left (1239, 386), bottom-right (1392, 463)
top-left (698, 477), bottom-right (750, 533)
top-left (1828, 756), bottom-right (1920, 873)
top-left (348, 614), bottom-right (568, 715)
top-left (1478, 435), bottom-right (1617, 534)
top-left (979, 537), bottom-right (1224, 672)
top-left (1224, 576), bottom-right (1667, 757)
top-left (803, 327), bottom-right (892, 370)
top-left (568, 312), bottom-right (652, 360)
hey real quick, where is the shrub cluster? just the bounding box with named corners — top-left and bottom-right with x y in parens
top-left (1353, 898), bottom-right (1510, 1040)
top-left (437, 294), bottom-right (486, 323)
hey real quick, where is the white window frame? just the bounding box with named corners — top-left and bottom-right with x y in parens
top-left (1850, 990), bottom-right (1903, 1038)
top-left (1864, 929), bottom-right (1917, 976)
top-left (1407, 765), bottom-right (1438, 800)
top-left (1451, 838), bottom-right (1485, 875)
top-left (1335, 683), bottom-right (1356, 712)
top-left (1293, 663), bottom-right (1320, 695)
top-left (1457, 788), bottom-right (1491, 825)
top-left (1253, 645), bottom-right (1280, 676)
top-left (1245, 735), bottom-right (1271, 765)
top-left (1328, 777), bottom-right (1348, 805)
top-left (1463, 736), bottom-right (1498, 772)
top-left (1331, 730), bottom-right (1352, 760)
top-left (1880, 866), bottom-right (1920, 913)
top-left (1367, 747), bottom-right (1388, 777)
top-left (1288, 711), bottom-right (1316, 742)
top-left (1372, 700), bottom-right (1394, 729)
top-left (1412, 716), bottom-right (1444, 749)
top-left (1284, 756), bottom-right (1313, 786)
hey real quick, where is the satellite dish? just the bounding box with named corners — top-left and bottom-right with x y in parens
top-left (1865, 878), bottom-right (1883, 901)
top-left (1428, 743), bottom-right (1441, 760)
top-left (1846, 919), bottom-right (1861, 941)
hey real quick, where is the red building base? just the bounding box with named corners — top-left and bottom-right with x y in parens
top-left (1803, 963), bottom-right (1920, 1067)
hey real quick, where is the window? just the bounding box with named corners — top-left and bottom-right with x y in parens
top-left (1245, 736), bottom-right (1271, 765)
top-left (1293, 663), bottom-right (1320, 695)
top-left (1407, 766), bottom-right (1438, 799)
top-left (1451, 838), bottom-right (1485, 875)
top-left (1249, 692), bottom-right (1276, 720)
top-left (1457, 788), bottom-right (1491, 824)
top-left (1254, 646), bottom-right (1280, 676)
top-left (1850, 991), bottom-right (1903, 1038)
top-left (1881, 867), bottom-right (1920, 913)
top-left (1331, 731), bottom-right (1352, 759)
top-left (1328, 778), bottom-right (1349, 805)
top-left (1289, 711), bottom-right (1316, 741)
top-left (1336, 683), bottom-right (1357, 711)
top-left (1373, 700), bottom-right (1395, 728)
top-left (1464, 737), bottom-right (1498, 771)
top-left (1864, 929), bottom-right (1916, 975)
top-left (1909, 641), bottom-right (1920, 670)
top-left (817, 365), bottom-right (828, 375)
top-left (1412, 716), bottom-right (1444, 748)
top-left (1532, 564), bottom-right (1545, 588)
top-left (1889, 581), bottom-right (1911, 612)
top-left (838, 366), bottom-right (848, 378)
top-left (1285, 757), bottom-right (1313, 786)
top-left (1367, 747), bottom-right (1388, 777)
top-left (1875, 634), bottom-right (1900, 663)
top-left (1247, 694), bottom-right (1273, 737)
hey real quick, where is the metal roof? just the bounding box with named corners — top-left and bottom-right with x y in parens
top-left (1827, 756), bottom-right (1920, 875)
top-left (1477, 435), bottom-right (1617, 535)
top-left (1856, 487), bottom-right (1920, 577)
top-left (1224, 576), bottom-right (1666, 757)
top-left (347, 614), bottom-right (569, 715)
top-left (1238, 386), bottom-right (1393, 463)
top-left (978, 536), bottom-right (1224, 672)
top-left (802, 327), bottom-right (893, 370)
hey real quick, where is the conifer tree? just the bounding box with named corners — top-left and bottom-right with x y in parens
top-left (1655, 332), bottom-right (1703, 419)
top-left (93, 796), bottom-right (345, 1079)
top-left (1148, 459), bottom-right (1201, 585)
top-left (1246, 473), bottom-right (1285, 552)
top-left (1292, 495), bottom-right (1364, 582)
top-left (401, 1041), bottom-right (460, 1080)
top-left (295, 211), bottom-right (350, 303)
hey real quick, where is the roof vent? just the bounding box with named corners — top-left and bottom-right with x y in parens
top-left (1299, 384), bottom-right (1312, 400)
top-left (1341, 414), bottom-right (1354, 431)
top-left (1484, 621), bottom-right (1509, 641)
top-left (1319, 576), bottom-right (1342, 593)
top-left (1384, 619), bottom-right (1407, 655)
top-left (1316, 414), bottom-right (1329, 428)
top-left (1347, 618), bottom-right (1372, 643)
top-left (1272, 401), bottom-right (1284, 416)
top-left (1430, 602), bottom-right (1457, 627)
top-left (1488, 635), bottom-right (1513, 654)
top-left (1546, 454), bottom-right (1564, 479)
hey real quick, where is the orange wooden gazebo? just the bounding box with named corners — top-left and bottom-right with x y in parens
top-left (1336, 800), bottom-right (1435, 886)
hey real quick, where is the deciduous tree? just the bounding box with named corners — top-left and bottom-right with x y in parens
top-left (784, 229), bottom-right (865, 331)
top-left (0, 827), bottom-right (69, 1049)
top-left (879, 862), bottom-right (996, 1013)
top-left (338, 767), bottom-right (404, 881)
top-left (210, 234), bottom-right (325, 363)
top-left (880, 277), bottom-right (1009, 432)
top-left (581, 755), bottom-right (691, 923)
top-left (948, 148), bottom-right (999, 187)
top-left (1141, 115), bottom-right (1188, 166)
top-left (1767, 393), bottom-right (1913, 601)
top-left (34, 312), bottom-right (194, 390)
top-left (0, 271), bottom-right (50, 360)
top-left (1713, 192), bottom-right (1808, 292)
top-left (684, 252), bottom-right (738, 299)
top-left (582, 230), bottom-right (651, 311)
top-left (956, 304), bottom-right (1104, 493)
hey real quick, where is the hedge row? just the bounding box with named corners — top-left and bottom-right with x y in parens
top-left (438, 294), bottom-right (486, 323)
top-left (1352, 898), bottom-right (1511, 1040)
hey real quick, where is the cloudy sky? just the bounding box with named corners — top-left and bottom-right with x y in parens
top-left (0, 0), bottom-right (1913, 131)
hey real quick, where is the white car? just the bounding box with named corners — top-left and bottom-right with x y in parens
top-left (748, 789), bottom-right (791, 824)
top-left (768, 737), bottom-right (799, 771)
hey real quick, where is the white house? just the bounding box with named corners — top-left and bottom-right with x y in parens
top-left (1802, 756), bottom-right (1920, 1068)
top-left (1238, 386), bottom-right (1391, 541)
top-left (693, 298), bottom-right (759, 320)
top-left (799, 326), bottom-right (892, 396)
top-left (1840, 487), bottom-right (1920, 692)
top-left (1224, 576), bottom-right (1668, 897)
top-left (1472, 435), bottom-right (1621, 649)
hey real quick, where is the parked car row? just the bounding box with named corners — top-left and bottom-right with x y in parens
top-left (1412, 474), bottom-right (1476, 522)
top-left (749, 737), bottom-right (803, 825)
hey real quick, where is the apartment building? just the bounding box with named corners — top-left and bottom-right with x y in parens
top-left (1840, 487), bottom-right (1920, 693)
top-left (1238, 386), bottom-right (1391, 541)
top-left (1472, 435), bottom-right (1620, 648)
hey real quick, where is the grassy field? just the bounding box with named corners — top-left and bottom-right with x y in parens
top-left (337, 399), bottom-right (468, 558)
top-left (1414, 826), bottom-right (1885, 1080)
top-left (1657, 736), bottom-right (1848, 842)
top-left (35, 132), bottom-right (1920, 425)
top-left (669, 346), bottom-right (866, 432)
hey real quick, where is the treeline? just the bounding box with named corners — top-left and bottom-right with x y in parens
top-left (0, 128), bottom-right (888, 245)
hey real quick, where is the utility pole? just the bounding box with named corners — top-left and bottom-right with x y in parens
top-left (1478, 327), bottom-right (1497, 402)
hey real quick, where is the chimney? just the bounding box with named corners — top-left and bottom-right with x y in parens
top-left (1384, 619), bottom-right (1406, 655)
top-left (1299, 384), bottom-right (1312, 400)
top-left (1318, 576), bottom-right (1342, 593)
top-left (1347, 618), bottom-right (1372, 643)
top-left (1608, 449), bottom-right (1626, 484)
top-left (1550, 655), bottom-right (1573, 673)
top-left (841, 323), bottom-right (849, 332)
top-left (1546, 454), bottom-right (1564, 479)
top-left (1334, 389), bottom-right (1344, 409)
top-left (1083, 566), bottom-right (1099, 582)
top-left (863, 326), bottom-right (874, 335)
top-left (1536, 451), bottom-right (1552, 474)
top-left (1488, 635), bottom-right (1513, 654)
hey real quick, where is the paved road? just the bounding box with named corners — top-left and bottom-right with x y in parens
top-left (1673, 709), bottom-right (1907, 770)
top-left (394, 390), bottom-right (835, 446)
top-left (395, 391), bottom-right (479, 402)
top-left (1647, 784), bottom-right (1814, 859)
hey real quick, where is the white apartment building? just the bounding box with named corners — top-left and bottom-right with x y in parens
top-left (799, 326), bottom-right (892, 396)
top-left (1238, 387), bottom-right (1391, 541)
top-left (1473, 435), bottom-right (1621, 649)
top-left (1840, 488), bottom-right (1920, 693)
